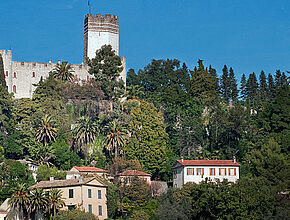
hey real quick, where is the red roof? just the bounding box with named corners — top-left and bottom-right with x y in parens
top-left (73, 166), bottom-right (106, 172)
top-left (118, 170), bottom-right (151, 176)
top-left (176, 160), bottom-right (240, 166)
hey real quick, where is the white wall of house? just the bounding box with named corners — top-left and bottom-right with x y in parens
top-left (173, 165), bottom-right (239, 188)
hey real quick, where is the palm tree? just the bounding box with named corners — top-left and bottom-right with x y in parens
top-left (106, 120), bottom-right (126, 158)
top-left (48, 189), bottom-right (65, 217)
top-left (29, 188), bottom-right (49, 219)
top-left (73, 116), bottom-right (99, 160)
top-left (8, 184), bottom-right (30, 219)
top-left (36, 114), bottom-right (57, 146)
top-left (50, 61), bottom-right (74, 81)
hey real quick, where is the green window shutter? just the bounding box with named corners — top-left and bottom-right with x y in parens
top-left (98, 205), bottom-right (102, 216)
top-left (88, 204), bottom-right (92, 213)
top-left (88, 189), bottom-right (92, 198)
top-left (98, 190), bottom-right (101, 199)
top-left (69, 189), bottom-right (73, 198)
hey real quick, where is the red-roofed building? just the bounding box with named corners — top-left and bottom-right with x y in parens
top-left (67, 166), bottom-right (109, 179)
top-left (117, 170), bottom-right (151, 185)
top-left (173, 158), bottom-right (240, 188)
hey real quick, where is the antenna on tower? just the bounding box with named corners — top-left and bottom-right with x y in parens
top-left (88, 0), bottom-right (91, 14)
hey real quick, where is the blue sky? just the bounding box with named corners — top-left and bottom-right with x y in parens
top-left (0, 0), bottom-right (289, 79)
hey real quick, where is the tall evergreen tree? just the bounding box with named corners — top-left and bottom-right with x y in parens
top-left (220, 65), bottom-right (230, 104)
top-left (209, 65), bottom-right (219, 92)
top-left (258, 70), bottom-right (267, 101)
top-left (228, 67), bottom-right (239, 104)
top-left (274, 70), bottom-right (282, 88)
top-left (246, 72), bottom-right (259, 100)
top-left (189, 60), bottom-right (219, 104)
top-left (240, 74), bottom-right (247, 101)
top-left (267, 73), bottom-right (275, 99)
top-left (281, 72), bottom-right (287, 86)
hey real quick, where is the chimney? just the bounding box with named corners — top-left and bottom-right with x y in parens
top-left (58, 60), bottom-right (61, 64)
top-left (50, 176), bottom-right (54, 181)
top-left (180, 156), bottom-right (184, 163)
top-left (233, 156), bottom-right (236, 164)
top-left (49, 59), bottom-right (51, 64)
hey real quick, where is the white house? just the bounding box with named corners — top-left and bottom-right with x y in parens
top-left (173, 158), bottom-right (240, 188)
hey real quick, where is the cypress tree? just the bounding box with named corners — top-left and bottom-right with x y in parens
top-left (220, 65), bottom-right (230, 104)
top-left (228, 67), bottom-right (239, 104)
top-left (0, 54), bottom-right (13, 141)
top-left (240, 73), bottom-right (247, 101)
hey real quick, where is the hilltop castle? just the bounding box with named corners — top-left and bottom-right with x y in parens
top-left (1, 13), bottom-right (126, 99)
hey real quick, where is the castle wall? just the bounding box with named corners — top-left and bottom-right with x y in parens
top-left (1, 13), bottom-right (126, 99)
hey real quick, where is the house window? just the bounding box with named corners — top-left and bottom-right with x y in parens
top-left (197, 168), bottom-right (203, 175)
top-left (210, 168), bottom-right (215, 176)
top-left (13, 85), bottom-right (16, 93)
top-left (45, 191), bottom-right (49, 197)
top-left (229, 168), bottom-right (235, 176)
top-left (13, 72), bottom-right (16, 78)
top-left (187, 168), bottom-right (194, 175)
top-left (98, 205), bottom-right (102, 216)
top-left (87, 75), bottom-right (89, 81)
top-left (69, 189), bottom-right (74, 198)
top-left (98, 190), bottom-right (101, 199)
top-left (88, 204), bottom-right (92, 214)
top-left (219, 168), bottom-right (226, 176)
top-left (32, 72), bottom-right (35, 77)
top-left (68, 205), bottom-right (75, 210)
top-left (5, 71), bottom-right (8, 77)
top-left (88, 189), bottom-right (92, 198)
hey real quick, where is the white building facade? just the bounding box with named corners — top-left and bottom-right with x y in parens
top-left (173, 159), bottom-right (240, 188)
top-left (1, 13), bottom-right (126, 99)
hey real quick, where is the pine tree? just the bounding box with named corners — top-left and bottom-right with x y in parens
top-left (274, 70), bottom-right (282, 88)
top-left (209, 65), bottom-right (219, 92)
top-left (220, 65), bottom-right (230, 104)
top-left (246, 72), bottom-right (258, 100)
top-left (267, 73), bottom-right (275, 99)
top-left (228, 67), bottom-right (239, 104)
top-left (240, 74), bottom-right (247, 101)
top-left (281, 72), bottom-right (287, 86)
top-left (258, 70), bottom-right (267, 101)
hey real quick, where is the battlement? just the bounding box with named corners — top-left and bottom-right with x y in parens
top-left (0, 49), bottom-right (12, 56)
top-left (85, 13), bottom-right (119, 25)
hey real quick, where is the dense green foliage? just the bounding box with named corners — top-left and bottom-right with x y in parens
top-left (0, 44), bottom-right (289, 219)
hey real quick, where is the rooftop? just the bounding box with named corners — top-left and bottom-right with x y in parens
top-left (175, 160), bottom-right (240, 166)
top-left (72, 166), bottom-right (107, 173)
top-left (118, 170), bottom-right (151, 176)
top-left (30, 177), bottom-right (106, 189)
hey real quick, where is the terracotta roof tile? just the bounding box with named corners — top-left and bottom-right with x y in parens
top-left (118, 170), bottom-right (151, 176)
top-left (73, 166), bottom-right (106, 172)
top-left (30, 177), bottom-right (105, 189)
top-left (176, 160), bottom-right (240, 166)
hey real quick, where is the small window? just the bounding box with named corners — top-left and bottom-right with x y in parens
top-left (32, 72), bottom-right (35, 77)
top-left (13, 85), bottom-right (16, 93)
top-left (5, 71), bottom-right (8, 77)
top-left (45, 191), bottom-right (49, 198)
top-left (68, 205), bottom-right (75, 210)
top-left (13, 72), bottom-right (16, 78)
top-left (88, 189), bottom-right (92, 198)
top-left (98, 190), bottom-right (101, 199)
top-left (229, 168), bottom-right (235, 176)
top-left (210, 168), bottom-right (215, 176)
top-left (69, 189), bottom-right (73, 198)
top-left (87, 75), bottom-right (89, 81)
top-left (197, 168), bottom-right (203, 175)
top-left (220, 168), bottom-right (226, 176)
top-left (98, 205), bottom-right (102, 216)
top-left (88, 204), bottom-right (92, 214)
top-left (187, 168), bottom-right (193, 175)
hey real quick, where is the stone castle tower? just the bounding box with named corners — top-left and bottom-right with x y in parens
top-left (84, 14), bottom-right (119, 61)
top-left (1, 13), bottom-right (126, 99)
